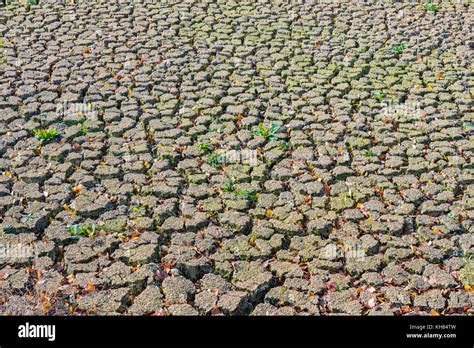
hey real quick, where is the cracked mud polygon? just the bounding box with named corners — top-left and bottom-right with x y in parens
top-left (0, 0), bottom-right (473, 316)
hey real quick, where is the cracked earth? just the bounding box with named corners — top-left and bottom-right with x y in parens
top-left (0, 0), bottom-right (473, 316)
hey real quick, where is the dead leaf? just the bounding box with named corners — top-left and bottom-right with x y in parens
top-left (367, 298), bottom-right (376, 308)
top-left (211, 307), bottom-right (221, 315)
top-left (324, 183), bottom-right (331, 195)
top-left (41, 300), bottom-right (52, 313)
top-left (130, 232), bottom-right (141, 240)
top-left (400, 305), bottom-right (411, 313)
top-left (72, 184), bottom-right (84, 195)
top-left (85, 283), bottom-right (96, 292)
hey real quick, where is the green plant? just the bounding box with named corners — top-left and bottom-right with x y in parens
top-left (33, 128), bottom-right (59, 143)
top-left (207, 152), bottom-right (223, 166)
top-left (424, 0), bottom-right (440, 11)
top-left (390, 43), bottom-right (406, 54)
top-left (79, 122), bottom-right (88, 135)
top-left (67, 224), bottom-right (96, 238)
top-left (362, 150), bottom-right (377, 157)
top-left (20, 213), bottom-right (35, 223)
top-left (338, 190), bottom-right (353, 206)
top-left (278, 141), bottom-right (289, 150)
top-left (130, 204), bottom-right (145, 213)
top-left (208, 122), bottom-right (226, 133)
top-left (222, 178), bottom-right (234, 192)
top-left (3, 224), bottom-right (16, 234)
top-left (253, 123), bottom-right (280, 140)
top-left (424, 4), bottom-right (440, 11)
top-left (234, 189), bottom-right (257, 204)
top-left (63, 117), bottom-right (85, 126)
top-left (198, 142), bottom-right (210, 154)
top-left (352, 100), bottom-right (361, 109)
top-left (372, 91), bottom-right (384, 102)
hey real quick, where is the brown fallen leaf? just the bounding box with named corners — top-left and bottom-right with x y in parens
top-left (400, 305), bottom-right (411, 313)
top-left (85, 283), bottom-right (96, 292)
top-left (211, 307), bottom-right (222, 315)
top-left (41, 300), bottom-right (52, 313)
top-left (324, 182), bottom-right (331, 195)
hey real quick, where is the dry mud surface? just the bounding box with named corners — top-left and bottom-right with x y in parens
top-left (0, 0), bottom-right (473, 316)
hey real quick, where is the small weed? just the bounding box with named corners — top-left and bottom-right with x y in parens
top-left (79, 122), bottom-right (88, 135)
top-left (253, 123), bottom-right (280, 140)
top-left (234, 189), bottom-right (257, 204)
top-left (222, 178), bottom-right (234, 192)
top-left (20, 213), bottom-right (35, 223)
top-left (362, 150), bottom-right (377, 157)
top-left (207, 152), bottom-right (223, 166)
top-left (372, 91), bottom-right (384, 102)
top-left (424, 3), bottom-right (440, 11)
top-left (130, 204), bottom-right (145, 213)
top-left (67, 224), bottom-right (96, 238)
top-left (33, 128), bottom-right (59, 143)
top-left (352, 100), bottom-right (361, 109)
top-left (208, 123), bottom-right (226, 133)
top-left (338, 191), bottom-right (352, 206)
top-left (278, 141), bottom-right (289, 150)
top-left (63, 117), bottom-right (85, 126)
top-left (248, 234), bottom-right (257, 247)
top-left (3, 224), bottom-right (16, 234)
top-left (198, 142), bottom-right (210, 154)
top-left (390, 43), bottom-right (406, 54)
